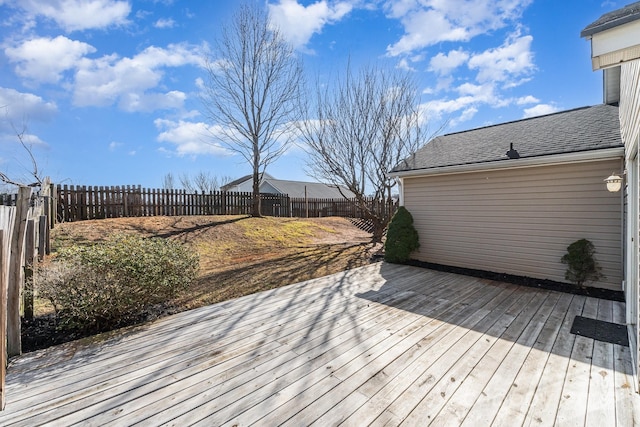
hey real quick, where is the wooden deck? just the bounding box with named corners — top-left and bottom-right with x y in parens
top-left (1, 262), bottom-right (639, 426)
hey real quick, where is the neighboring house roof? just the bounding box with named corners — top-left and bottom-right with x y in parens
top-left (220, 173), bottom-right (275, 191)
top-left (220, 173), bottom-right (355, 199)
top-left (266, 179), bottom-right (355, 199)
top-left (391, 104), bottom-right (623, 173)
top-left (581, 1), bottom-right (640, 37)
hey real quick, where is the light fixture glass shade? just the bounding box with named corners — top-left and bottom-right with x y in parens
top-left (605, 174), bottom-right (623, 192)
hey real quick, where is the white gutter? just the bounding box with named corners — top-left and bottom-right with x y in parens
top-left (388, 147), bottom-right (625, 179)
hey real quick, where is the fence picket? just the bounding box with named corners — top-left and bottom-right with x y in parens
top-left (55, 184), bottom-right (397, 222)
top-left (0, 230), bottom-right (5, 410)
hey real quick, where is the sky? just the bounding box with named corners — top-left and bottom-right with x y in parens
top-left (0, 0), bottom-right (626, 189)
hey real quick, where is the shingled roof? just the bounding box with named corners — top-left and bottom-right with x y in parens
top-left (392, 104), bottom-right (622, 173)
top-left (266, 179), bottom-right (355, 199)
top-left (581, 1), bottom-right (640, 37)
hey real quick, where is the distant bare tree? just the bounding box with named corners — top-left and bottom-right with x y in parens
top-left (0, 113), bottom-right (43, 188)
top-left (162, 173), bottom-right (175, 190)
top-left (179, 171), bottom-right (220, 193)
top-left (201, 3), bottom-right (303, 217)
top-left (298, 64), bottom-right (430, 241)
top-left (163, 171), bottom-right (232, 193)
top-left (220, 175), bottom-right (233, 188)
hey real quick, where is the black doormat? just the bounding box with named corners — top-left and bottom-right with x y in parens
top-left (570, 316), bottom-right (629, 347)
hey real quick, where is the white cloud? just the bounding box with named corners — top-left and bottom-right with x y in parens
top-left (456, 82), bottom-right (494, 98)
top-left (154, 18), bottom-right (175, 29)
top-left (0, 131), bottom-right (46, 147)
top-left (119, 91), bottom-right (186, 112)
top-left (4, 36), bottom-right (96, 84)
top-left (457, 107), bottom-right (478, 123)
top-left (0, 87), bottom-right (57, 126)
top-left (268, 0), bottom-right (353, 50)
top-left (0, 88), bottom-right (54, 150)
top-left (523, 104), bottom-right (559, 118)
top-left (108, 141), bottom-right (123, 151)
top-left (423, 96), bottom-right (476, 117)
top-left (429, 49), bottom-right (469, 75)
top-left (468, 33), bottom-right (534, 83)
top-left (73, 43), bottom-right (204, 111)
top-left (387, 9), bottom-right (468, 56)
top-left (421, 80), bottom-right (515, 125)
top-left (516, 95), bottom-right (539, 105)
top-left (385, 0), bottom-right (532, 56)
top-left (396, 58), bottom-right (416, 72)
top-left (154, 119), bottom-right (232, 157)
top-left (9, 0), bottom-right (131, 32)
top-left (421, 99), bottom-right (478, 128)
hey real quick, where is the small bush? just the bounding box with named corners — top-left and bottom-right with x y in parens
top-left (561, 238), bottom-right (603, 288)
top-left (37, 234), bottom-right (199, 331)
top-left (384, 206), bottom-right (419, 264)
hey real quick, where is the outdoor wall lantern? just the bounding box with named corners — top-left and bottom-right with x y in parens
top-left (604, 173), bottom-right (624, 192)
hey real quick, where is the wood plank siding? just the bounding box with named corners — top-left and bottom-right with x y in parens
top-left (1, 264), bottom-right (639, 425)
top-left (403, 158), bottom-right (624, 290)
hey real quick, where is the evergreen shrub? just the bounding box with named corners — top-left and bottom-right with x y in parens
top-left (384, 206), bottom-right (419, 264)
top-left (560, 238), bottom-right (603, 288)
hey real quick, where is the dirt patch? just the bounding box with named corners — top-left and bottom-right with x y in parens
top-left (23, 215), bottom-right (379, 352)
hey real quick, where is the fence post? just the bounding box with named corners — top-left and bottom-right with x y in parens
top-left (1, 230), bottom-right (5, 410)
top-left (49, 181), bottom-right (56, 228)
top-left (23, 219), bottom-right (35, 320)
top-left (123, 185), bottom-right (129, 217)
top-left (38, 215), bottom-right (48, 259)
top-left (7, 186), bottom-right (30, 357)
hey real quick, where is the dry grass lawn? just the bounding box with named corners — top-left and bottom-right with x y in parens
top-left (27, 215), bottom-right (377, 348)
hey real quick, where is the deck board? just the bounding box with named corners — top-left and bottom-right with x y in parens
top-left (1, 262), bottom-right (638, 426)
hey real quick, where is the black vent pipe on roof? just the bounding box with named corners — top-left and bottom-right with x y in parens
top-left (506, 143), bottom-right (520, 159)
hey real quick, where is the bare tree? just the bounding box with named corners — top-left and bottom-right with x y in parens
top-left (164, 171), bottom-right (232, 193)
top-left (298, 64), bottom-right (429, 241)
top-left (201, 3), bottom-right (303, 217)
top-left (162, 173), bottom-right (175, 190)
top-left (0, 119), bottom-right (42, 188)
top-left (179, 171), bottom-right (220, 193)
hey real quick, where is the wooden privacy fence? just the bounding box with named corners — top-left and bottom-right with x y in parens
top-left (56, 185), bottom-right (398, 222)
top-left (290, 197), bottom-right (397, 219)
top-left (56, 185), bottom-right (290, 221)
top-left (1, 183), bottom-right (53, 410)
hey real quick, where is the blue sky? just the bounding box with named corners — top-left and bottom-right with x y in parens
top-left (0, 0), bottom-right (623, 189)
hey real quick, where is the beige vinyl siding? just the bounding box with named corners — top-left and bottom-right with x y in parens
top-left (621, 60), bottom-right (640, 153)
top-left (403, 158), bottom-right (623, 291)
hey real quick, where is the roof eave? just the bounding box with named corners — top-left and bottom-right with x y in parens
top-left (581, 1), bottom-right (640, 37)
top-left (581, 13), bottom-right (640, 38)
top-left (388, 147), bottom-right (625, 179)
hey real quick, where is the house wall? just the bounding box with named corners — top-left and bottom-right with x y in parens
top-left (259, 182), bottom-right (280, 194)
top-left (225, 180), bottom-right (254, 193)
top-left (620, 59), bottom-right (640, 388)
top-left (592, 20), bottom-right (640, 55)
top-left (403, 158), bottom-right (623, 291)
top-left (621, 60), bottom-right (640, 154)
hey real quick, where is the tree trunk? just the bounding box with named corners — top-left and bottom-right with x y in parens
top-left (251, 166), bottom-right (261, 218)
top-left (371, 217), bottom-right (386, 243)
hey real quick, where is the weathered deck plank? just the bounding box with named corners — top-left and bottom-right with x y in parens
top-left (0, 262), bottom-right (638, 426)
top-left (490, 292), bottom-right (574, 427)
top-left (585, 299), bottom-right (616, 427)
top-left (554, 297), bottom-right (599, 425)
